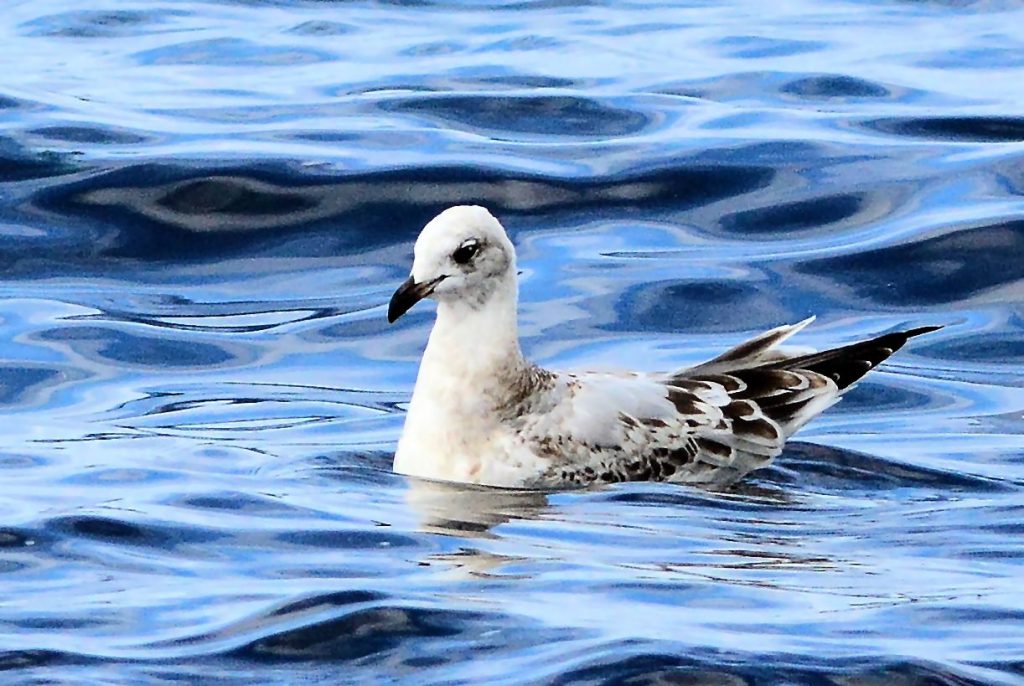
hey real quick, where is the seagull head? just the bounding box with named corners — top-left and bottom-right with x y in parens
top-left (388, 205), bottom-right (516, 323)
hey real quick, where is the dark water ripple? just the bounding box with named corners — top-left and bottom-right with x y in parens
top-left (866, 116), bottom-right (1024, 142)
top-left (1, 0), bottom-right (1024, 684)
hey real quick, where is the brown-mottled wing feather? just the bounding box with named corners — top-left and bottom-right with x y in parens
top-left (540, 324), bottom-right (940, 488)
top-left (656, 325), bottom-right (941, 484)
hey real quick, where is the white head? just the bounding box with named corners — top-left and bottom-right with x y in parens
top-left (388, 205), bottom-right (517, 323)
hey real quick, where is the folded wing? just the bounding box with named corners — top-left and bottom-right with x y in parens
top-left (533, 322), bottom-right (939, 487)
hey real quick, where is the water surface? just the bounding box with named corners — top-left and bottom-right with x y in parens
top-left (1, 1), bottom-right (1023, 684)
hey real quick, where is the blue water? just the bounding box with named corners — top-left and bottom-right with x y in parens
top-left (1, 0), bottom-right (1023, 683)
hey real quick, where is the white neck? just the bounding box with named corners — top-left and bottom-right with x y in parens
top-left (420, 274), bottom-right (526, 390)
top-left (394, 272), bottom-right (533, 483)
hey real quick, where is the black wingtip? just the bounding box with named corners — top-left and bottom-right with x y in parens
top-left (771, 323), bottom-right (942, 391)
top-left (903, 324), bottom-right (944, 338)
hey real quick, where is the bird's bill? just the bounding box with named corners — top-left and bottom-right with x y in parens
top-left (388, 275), bottom-right (444, 323)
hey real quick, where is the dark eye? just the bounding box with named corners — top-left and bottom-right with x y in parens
top-left (452, 239), bottom-right (480, 265)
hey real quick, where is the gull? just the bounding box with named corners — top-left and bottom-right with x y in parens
top-left (387, 205), bottom-right (940, 489)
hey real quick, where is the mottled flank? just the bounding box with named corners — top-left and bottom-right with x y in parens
top-left (494, 363), bottom-right (557, 421)
top-left (391, 206), bottom-right (942, 489)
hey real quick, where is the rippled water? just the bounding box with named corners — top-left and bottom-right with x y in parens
top-left (1, 1), bottom-right (1023, 683)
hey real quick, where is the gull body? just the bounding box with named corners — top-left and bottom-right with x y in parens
top-left (388, 205), bottom-right (939, 489)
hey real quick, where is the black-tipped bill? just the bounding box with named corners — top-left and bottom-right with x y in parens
top-left (387, 275), bottom-right (445, 323)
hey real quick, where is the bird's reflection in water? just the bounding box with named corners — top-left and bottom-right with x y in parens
top-left (404, 478), bottom-right (552, 538)
top-left (403, 478), bottom-right (555, 577)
